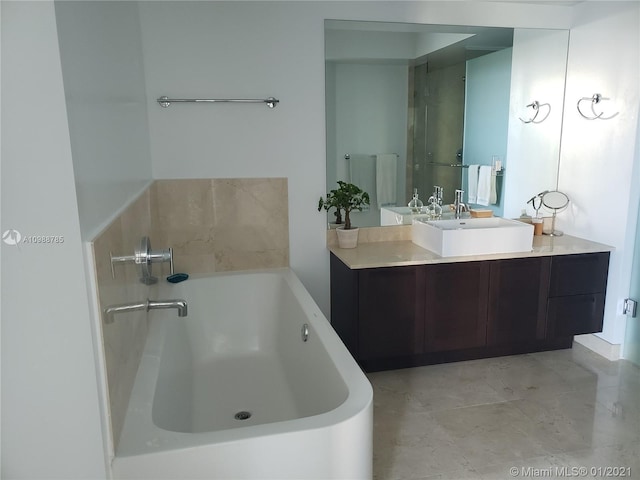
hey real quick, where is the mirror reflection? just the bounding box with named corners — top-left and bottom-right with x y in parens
top-left (325, 20), bottom-right (569, 228)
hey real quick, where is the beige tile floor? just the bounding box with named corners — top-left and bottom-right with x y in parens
top-left (368, 343), bottom-right (640, 480)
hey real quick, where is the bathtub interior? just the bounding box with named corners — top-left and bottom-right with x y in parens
top-left (151, 271), bottom-right (349, 434)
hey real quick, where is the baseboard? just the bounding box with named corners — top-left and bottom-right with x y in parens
top-left (574, 334), bottom-right (621, 361)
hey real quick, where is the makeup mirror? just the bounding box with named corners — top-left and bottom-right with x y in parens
top-left (541, 190), bottom-right (569, 236)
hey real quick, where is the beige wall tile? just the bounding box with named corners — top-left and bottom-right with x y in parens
top-left (153, 179), bottom-right (214, 229)
top-left (90, 189), bottom-right (153, 449)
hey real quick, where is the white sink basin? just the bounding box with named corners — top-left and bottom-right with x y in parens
top-left (412, 217), bottom-right (534, 257)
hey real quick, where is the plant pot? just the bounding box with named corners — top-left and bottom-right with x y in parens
top-left (336, 226), bottom-right (359, 248)
top-left (328, 222), bottom-right (343, 230)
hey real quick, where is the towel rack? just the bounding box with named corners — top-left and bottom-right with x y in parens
top-left (344, 153), bottom-right (398, 160)
top-left (518, 100), bottom-right (551, 124)
top-left (426, 162), bottom-right (469, 168)
top-left (157, 96), bottom-right (279, 108)
top-left (426, 162), bottom-right (505, 176)
top-left (577, 93), bottom-right (618, 120)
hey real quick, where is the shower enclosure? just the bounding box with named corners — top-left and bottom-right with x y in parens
top-left (407, 61), bottom-right (466, 206)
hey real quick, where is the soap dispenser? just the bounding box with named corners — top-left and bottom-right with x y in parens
top-left (408, 188), bottom-right (424, 213)
top-left (427, 186), bottom-right (443, 219)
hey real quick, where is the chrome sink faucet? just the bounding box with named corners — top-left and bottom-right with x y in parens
top-left (454, 189), bottom-right (468, 219)
top-left (103, 299), bottom-right (188, 324)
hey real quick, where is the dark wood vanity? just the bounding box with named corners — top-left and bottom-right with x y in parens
top-left (329, 236), bottom-right (610, 372)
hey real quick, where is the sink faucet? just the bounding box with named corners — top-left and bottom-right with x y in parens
top-left (454, 189), bottom-right (468, 219)
top-left (103, 299), bottom-right (188, 324)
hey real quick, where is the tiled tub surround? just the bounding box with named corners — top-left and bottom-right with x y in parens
top-left (90, 177), bottom-right (289, 451)
top-left (91, 189), bottom-right (154, 450)
top-left (152, 178), bottom-right (289, 273)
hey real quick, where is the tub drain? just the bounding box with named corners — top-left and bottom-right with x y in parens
top-left (234, 411), bottom-right (252, 421)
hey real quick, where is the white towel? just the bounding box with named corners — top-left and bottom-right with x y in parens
top-left (490, 170), bottom-right (498, 205)
top-left (349, 155), bottom-right (375, 210)
top-left (476, 165), bottom-right (493, 206)
top-left (376, 154), bottom-right (397, 209)
top-left (467, 165), bottom-right (479, 204)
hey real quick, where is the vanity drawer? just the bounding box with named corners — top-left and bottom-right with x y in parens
top-left (548, 253), bottom-right (609, 297)
top-left (547, 293), bottom-right (606, 336)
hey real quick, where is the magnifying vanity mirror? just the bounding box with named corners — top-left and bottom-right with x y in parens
top-left (325, 20), bottom-right (570, 228)
top-left (541, 190), bottom-right (570, 236)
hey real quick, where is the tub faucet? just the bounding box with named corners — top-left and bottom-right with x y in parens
top-left (103, 299), bottom-right (188, 324)
top-left (454, 189), bottom-right (468, 219)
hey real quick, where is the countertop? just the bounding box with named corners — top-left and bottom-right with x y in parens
top-left (329, 234), bottom-right (613, 270)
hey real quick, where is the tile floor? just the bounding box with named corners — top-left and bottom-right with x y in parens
top-left (368, 343), bottom-right (640, 479)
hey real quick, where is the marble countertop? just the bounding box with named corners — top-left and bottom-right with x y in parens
top-left (329, 234), bottom-right (614, 270)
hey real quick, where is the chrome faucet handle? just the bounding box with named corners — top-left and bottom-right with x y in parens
top-left (110, 237), bottom-right (174, 283)
top-left (148, 247), bottom-right (174, 275)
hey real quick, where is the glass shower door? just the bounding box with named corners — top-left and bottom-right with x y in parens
top-left (623, 198), bottom-right (640, 366)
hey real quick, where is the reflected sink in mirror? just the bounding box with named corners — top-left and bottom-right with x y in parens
top-left (412, 217), bottom-right (534, 257)
top-left (381, 206), bottom-right (459, 225)
top-left (381, 206), bottom-right (432, 225)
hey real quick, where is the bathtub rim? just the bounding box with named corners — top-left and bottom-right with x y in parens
top-left (115, 267), bottom-right (373, 458)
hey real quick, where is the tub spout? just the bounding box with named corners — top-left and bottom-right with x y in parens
top-left (104, 298), bottom-right (188, 324)
top-left (147, 299), bottom-right (188, 317)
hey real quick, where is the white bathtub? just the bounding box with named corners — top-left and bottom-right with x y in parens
top-left (112, 268), bottom-right (373, 479)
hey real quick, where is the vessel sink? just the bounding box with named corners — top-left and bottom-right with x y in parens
top-left (412, 217), bottom-right (534, 257)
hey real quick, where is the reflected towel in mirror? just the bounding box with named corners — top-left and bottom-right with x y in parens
top-left (476, 165), bottom-right (493, 206)
top-left (349, 155), bottom-right (375, 211)
top-left (376, 153), bottom-right (397, 209)
top-left (467, 165), bottom-right (479, 203)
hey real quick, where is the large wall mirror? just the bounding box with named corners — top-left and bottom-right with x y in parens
top-left (325, 20), bottom-right (569, 228)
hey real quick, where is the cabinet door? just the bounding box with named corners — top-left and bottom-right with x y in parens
top-left (424, 262), bottom-right (490, 351)
top-left (487, 257), bottom-right (551, 346)
top-left (358, 266), bottom-right (425, 360)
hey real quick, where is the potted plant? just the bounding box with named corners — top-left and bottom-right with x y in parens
top-left (317, 189), bottom-right (343, 229)
top-left (319, 181), bottom-right (370, 248)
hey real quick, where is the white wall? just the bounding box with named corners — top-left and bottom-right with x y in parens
top-left (138, 0), bottom-right (574, 316)
top-left (558, 1), bottom-right (640, 349)
top-left (504, 28), bottom-right (570, 219)
top-left (55, 1), bottom-right (153, 240)
top-left (0, 2), bottom-right (106, 477)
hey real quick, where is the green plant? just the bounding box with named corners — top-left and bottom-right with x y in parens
top-left (318, 189), bottom-right (343, 225)
top-left (319, 181), bottom-right (370, 230)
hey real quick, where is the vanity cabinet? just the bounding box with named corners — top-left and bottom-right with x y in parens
top-left (330, 250), bottom-right (610, 372)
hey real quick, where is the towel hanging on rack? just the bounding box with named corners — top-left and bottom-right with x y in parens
top-left (490, 170), bottom-right (498, 205)
top-left (476, 165), bottom-right (493, 206)
top-left (376, 154), bottom-right (397, 209)
top-left (467, 165), bottom-right (479, 204)
top-left (349, 155), bottom-right (375, 211)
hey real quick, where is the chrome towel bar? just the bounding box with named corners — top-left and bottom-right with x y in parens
top-left (157, 96), bottom-right (279, 108)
